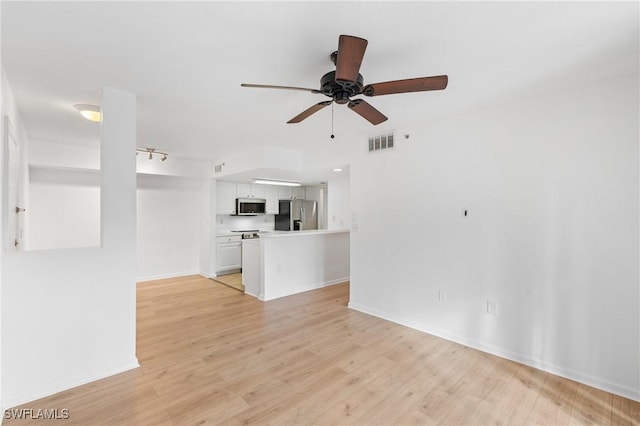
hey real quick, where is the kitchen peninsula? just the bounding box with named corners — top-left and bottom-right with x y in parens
top-left (242, 229), bottom-right (350, 301)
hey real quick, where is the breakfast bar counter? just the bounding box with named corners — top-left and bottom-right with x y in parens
top-left (242, 229), bottom-right (350, 301)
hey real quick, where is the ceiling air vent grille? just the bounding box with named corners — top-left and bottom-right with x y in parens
top-left (368, 132), bottom-right (394, 153)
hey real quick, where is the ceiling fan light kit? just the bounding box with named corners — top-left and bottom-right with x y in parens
top-left (242, 34), bottom-right (448, 126)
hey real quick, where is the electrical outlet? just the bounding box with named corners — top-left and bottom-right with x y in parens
top-left (487, 299), bottom-right (497, 315)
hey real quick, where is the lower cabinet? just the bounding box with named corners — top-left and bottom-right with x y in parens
top-left (216, 235), bottom-right (242, 274)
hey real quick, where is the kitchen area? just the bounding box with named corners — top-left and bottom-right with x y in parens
top-left (214, 179), bottom-right (350, 300)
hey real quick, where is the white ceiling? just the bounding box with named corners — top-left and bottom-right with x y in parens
top-left (2, 1), bottom-right (637, 181)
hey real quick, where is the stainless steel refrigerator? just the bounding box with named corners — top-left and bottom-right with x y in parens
top-left (275, 199), bottom-right (318, 231)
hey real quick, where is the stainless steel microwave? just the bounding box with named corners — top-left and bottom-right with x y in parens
top-left (235, 198), bottom-right (266, 215)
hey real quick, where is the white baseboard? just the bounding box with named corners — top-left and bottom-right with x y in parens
top-left (262, 277), bottom-right (350, 302)
top-left (319, 277), bottom-right (350, 288)
top-left (2, 359), bottom-right (140, 411)
top-left (136, 270), bottom-right (200, 282)
top-left (348, 302), bottom-right (640, 402)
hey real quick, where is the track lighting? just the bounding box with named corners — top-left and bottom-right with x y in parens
top-left (136, 147), bottom-right (168, 162)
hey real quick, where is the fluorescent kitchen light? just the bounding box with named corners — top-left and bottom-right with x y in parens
top-left (332, 168), bottom-right (343, 172)
top-left (74, 104), bottom-right (101, 122)
top-left (253, 178), bottom-right (301, 187)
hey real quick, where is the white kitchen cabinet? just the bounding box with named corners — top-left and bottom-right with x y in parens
top-left (278, 186), bottom-right (292, 200)
top-left (264, 186), bottom-right (279, 214)
top-left (216, 235), bottom-right (242, 273)
top-left (237, 183), bottom-right (265, 199)
top-left (277, 186), bottom-right (305, 200)
top-left (292, 187), bottom-right (305, 199)
top-left (216, 181), bottom-right (237, 215)
top-left (250, 184), bottom-right (265, 198)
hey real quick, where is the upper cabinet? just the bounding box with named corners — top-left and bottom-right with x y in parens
top-left (292, 187), bottom-right (305, 200)
top-left (217, 181), bottom-right (307, 215)
top-left (216, 181), bottom-right (237, 215)
top-left (277, 186), bottom-right (292, 200)
top-left (236, 183), bottom-right (265, 199)
top-left (277, 186), bottom-right (305, 201)
top-left (264, 186), bottom-right (279, 214)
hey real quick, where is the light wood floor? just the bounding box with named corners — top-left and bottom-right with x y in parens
top-left (213, 272), bottom-right (244, 292)
top-left (5, 275), bottom-right (639, 425)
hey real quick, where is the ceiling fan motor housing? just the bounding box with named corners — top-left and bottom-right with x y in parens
top-left (320, 71), bottom-right (364, 104)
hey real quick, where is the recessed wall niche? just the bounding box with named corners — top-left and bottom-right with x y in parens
top-left (4, 114), bottom-right (102, 251)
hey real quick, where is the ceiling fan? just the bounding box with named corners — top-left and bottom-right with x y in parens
top-left (241, 35), bottom-right (448, 126)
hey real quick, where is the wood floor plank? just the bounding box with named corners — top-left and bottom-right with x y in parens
top-left (569, 383), bottom-right (613, 425)
top-left (526, 373), bottom-right (579, 425)
top-left (488, 363), bottom-right (547, 424)
top-left (612, 393), bottom-right (640, 425)
top-left (3, 276), bottom-right (639, 426)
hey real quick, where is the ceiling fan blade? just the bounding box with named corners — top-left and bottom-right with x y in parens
top-left (287, 101), bottom-right (332, 124)
top-left (348, 99), bottom-right (387, 125)
top-left (362, 75), bottom-right (448, 96)
top-left (335, 35), bottom-right (368, 84)
top-left (241, 83), bottom-right (321, 94)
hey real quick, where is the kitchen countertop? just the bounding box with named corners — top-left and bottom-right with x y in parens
top-left (216, 230), bottom-right (263, 237)
top-left (218, 229), bottom-right (349, 238)
top-left (259, 229), bottom-right (349, 238)
top-left (216, 231), bottom-right (238, 237)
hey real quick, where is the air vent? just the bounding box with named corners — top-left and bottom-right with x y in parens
top-left (214, 163), bottom-right (224, 173)
top-left (368, 132), bottom-right (394, 153)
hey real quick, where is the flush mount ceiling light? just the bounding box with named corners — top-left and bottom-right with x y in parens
top-left (136, 147), bottom-right (168, 161)
top-left (253, 178), bottom-right (301, 187)
top-left (332, 168), bottom-right (343, 172)
top-left (73, 104), bottom-right (101, 122)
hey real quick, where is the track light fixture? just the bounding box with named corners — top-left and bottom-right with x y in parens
top-left (136, 147), bottom-right (168, 161)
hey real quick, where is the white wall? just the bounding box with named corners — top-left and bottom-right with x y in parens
top-left (27, 167), bottom-right (100, 250)
top-left (349, 74), bottom-right (639, 400)
top-left (327, 175), bottom-right (350, 230)
top-left (21, 139), bottom-right (101, 251)
top-left (28, 139), bottom-right (99, 170)
top-left (1, 87), bottom-right (139, 408)
top-left (199, 178), bottom-right (213, 278)
top-left (136, 174), bottom-right (204, 281)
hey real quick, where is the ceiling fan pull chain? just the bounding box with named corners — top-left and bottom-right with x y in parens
top-left (330, 102), bottom-right (335, 139)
